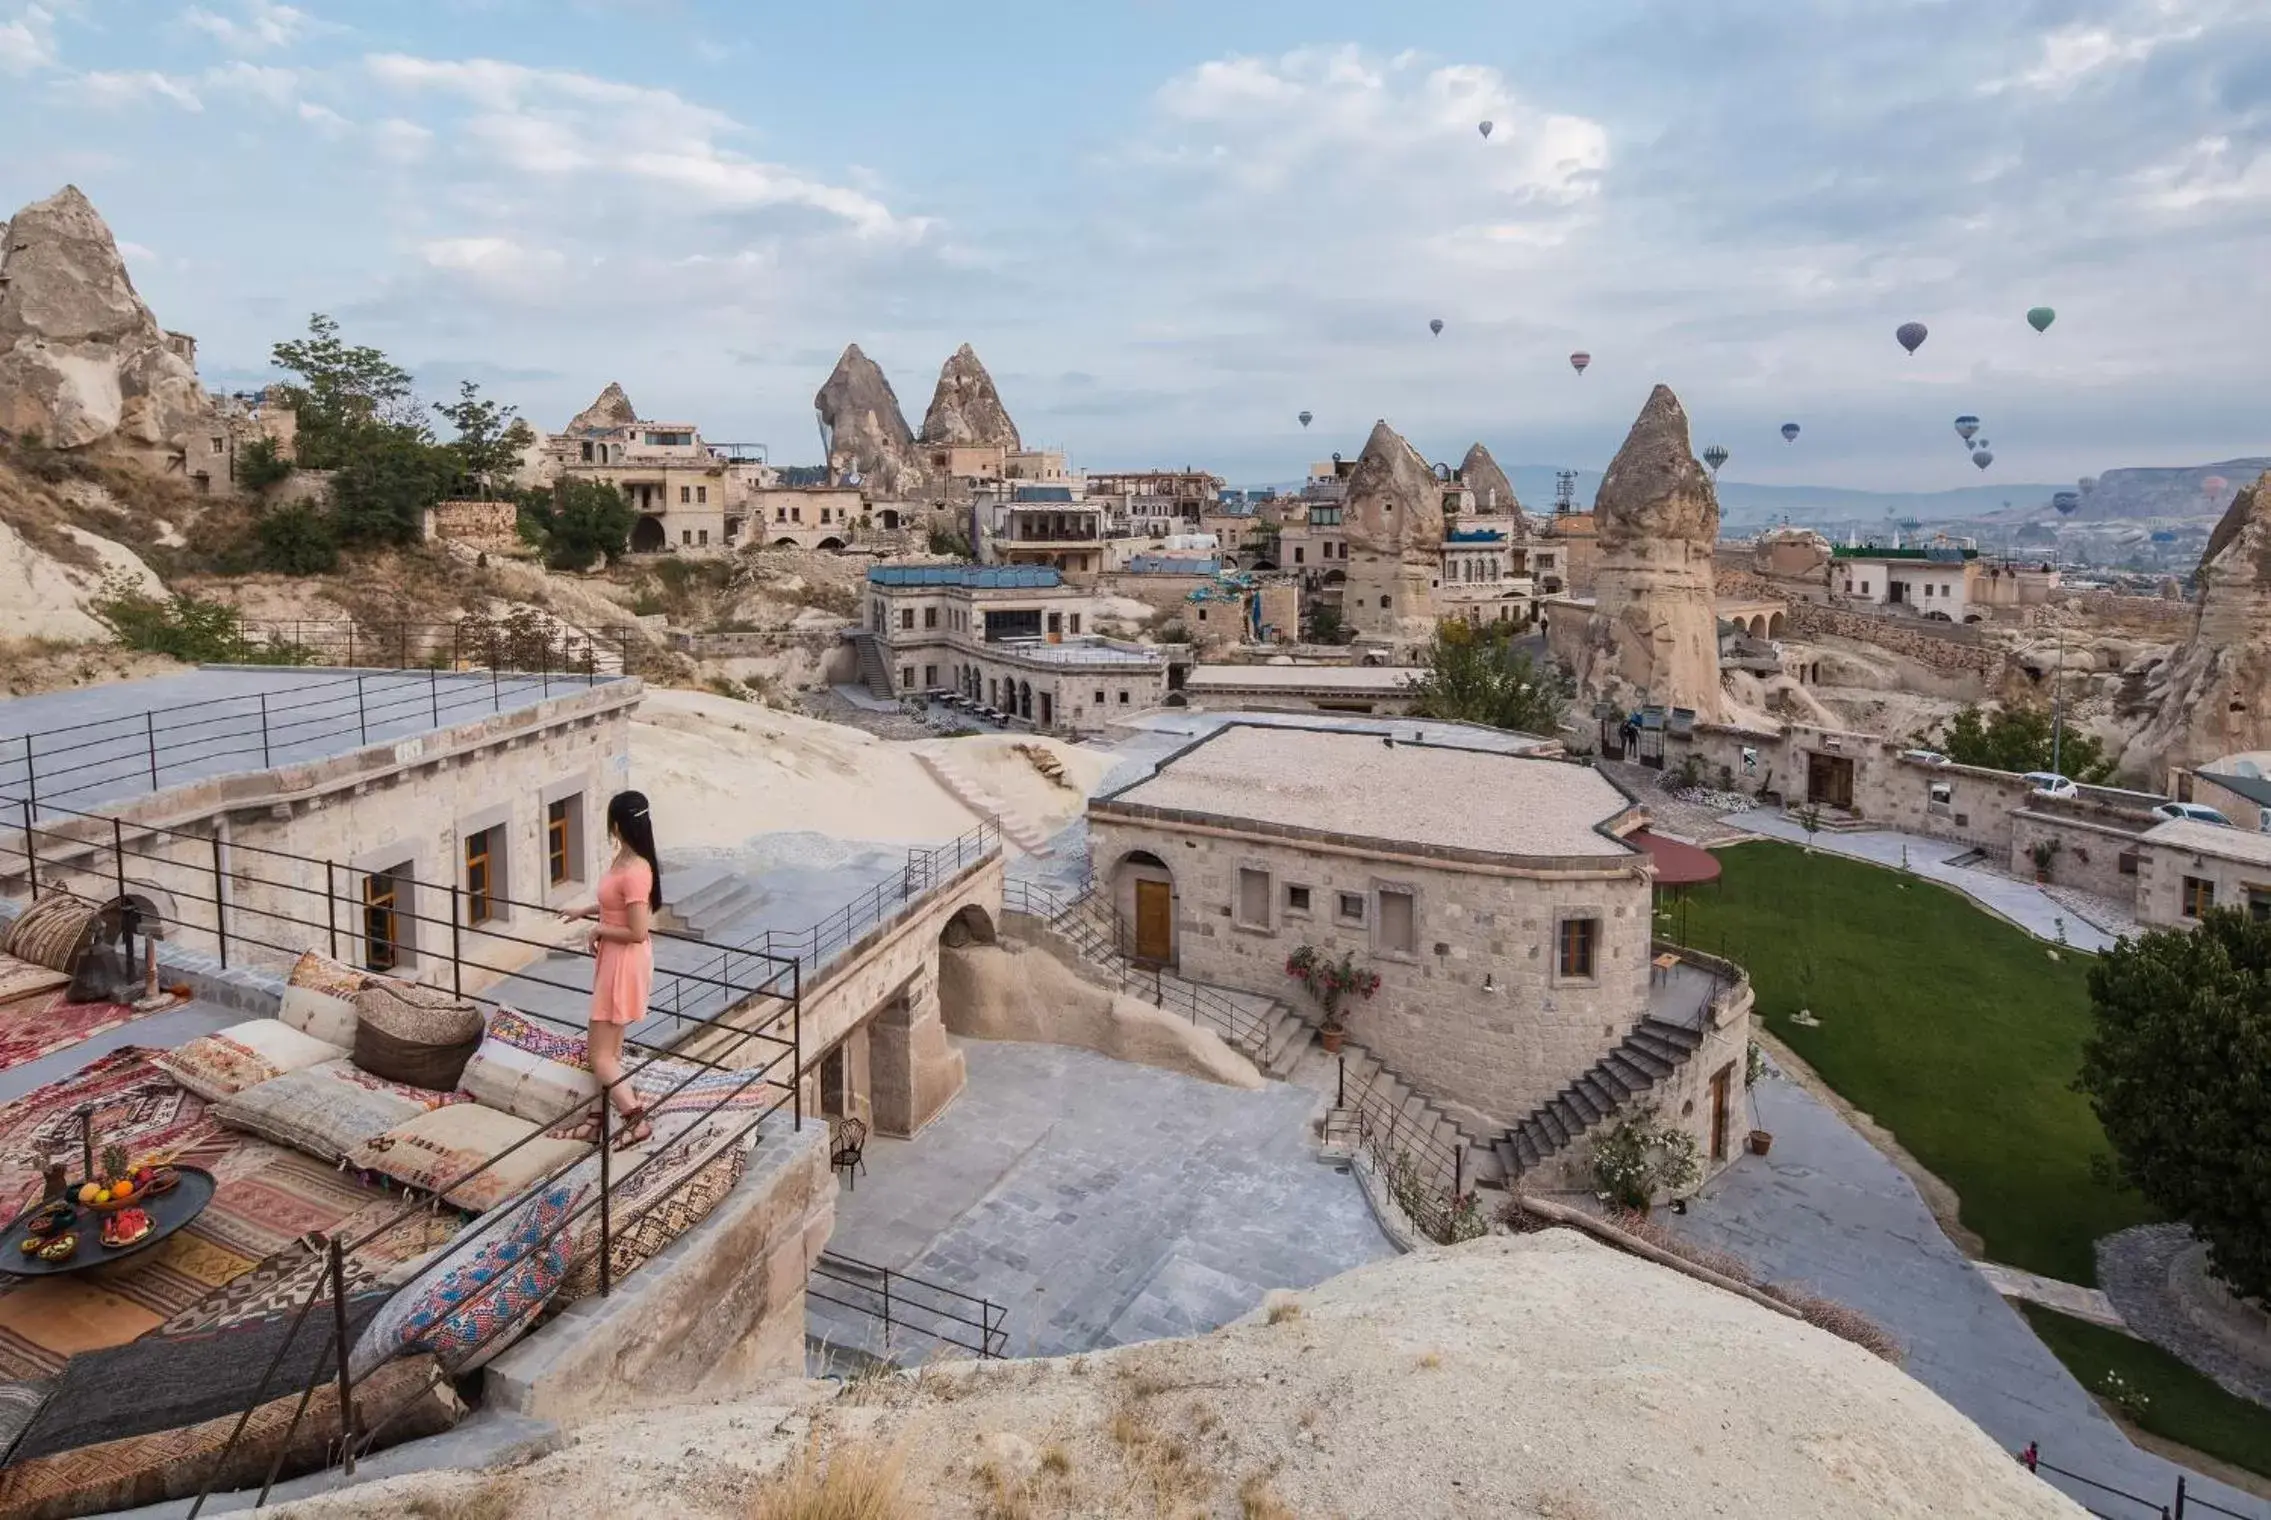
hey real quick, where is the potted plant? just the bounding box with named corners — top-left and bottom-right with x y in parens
top-left (2029, 838), bottom-right (2060, 885)
top-left (1284, 944), bottom-right (1381, 1055)
top-left (1744, 1038), bottom-right (1773, 1154)
top-left (1590, 1106), bottom-right (1702, 1217)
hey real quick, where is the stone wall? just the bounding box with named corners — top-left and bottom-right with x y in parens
top-left (2134, 837), bottom-right (2271, 929)
top-left (2009, 810), bottom-right (2146, 903)
top-left (1086, 814), bottom-right (1653, 1139)
top-left (1715, 570), bottom-right (2004, 675)
top-left (2055, 590), bottom-right (2197, 630)
top-left (484, 1113), bottom-right (832, 1421)
top-left (423, 499), bottom-right (521, 549)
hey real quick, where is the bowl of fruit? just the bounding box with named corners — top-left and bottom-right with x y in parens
top-left (75, 1145), bottom-right (177, 1215)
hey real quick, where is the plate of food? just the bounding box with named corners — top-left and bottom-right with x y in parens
top-left (99, 1208), bottom-right (152, 1250)
top-left (33, 1232), bottom-right (78, 1264)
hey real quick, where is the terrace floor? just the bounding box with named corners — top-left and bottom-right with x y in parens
top-left (808, 1038), bottom-right (1393, 1366)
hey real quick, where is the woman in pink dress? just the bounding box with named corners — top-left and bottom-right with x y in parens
top-left (555, 790), bottom-right (660, 1147)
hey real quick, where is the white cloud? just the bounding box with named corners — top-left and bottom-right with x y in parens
top-left (75, 69), bottom-right (204, 110)
top-left (202, 59), bottom-right (299, 105)
top-left (117, 239), bottom-right (157, 265)
top-left (364, 51), bottom-right (919, 241)
top-left (183, 0), bottom-right (308, 53)
top-left (0, 4), bottom-right (56, 74)
top-left (420, 235), bottom-right (567, 279)
top-left (296, 97), bottom-right (347, 134)
top-left (370, 116), bottom-right (433, 164)
top-left (2132, 134), bottom-right (2271, 209)
top-left (1982, 7), bottom-right (2208, 95)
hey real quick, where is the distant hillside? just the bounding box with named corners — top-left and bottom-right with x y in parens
top-left (2069, 460), bottom-right (2270, 522)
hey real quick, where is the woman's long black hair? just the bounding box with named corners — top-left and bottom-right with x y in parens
top-left (606, 790), bottom-right (663, 910)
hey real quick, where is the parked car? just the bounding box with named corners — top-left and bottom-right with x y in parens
top-left (2152, 801), bottom-right (2234, 827)
top-left (1900, 749), bottom-right (1951, 766)
top-left (2023, 772), bottom-right (2079, 799)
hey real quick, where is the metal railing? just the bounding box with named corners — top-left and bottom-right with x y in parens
top-left (1000, 879), bottom-right (1274, 1056)
top-left (807, 1251), bottom-right (1009, 1363)
top-left (2018, 1442), bottom-right (2267, 1519)
top-left (1, 663), bottom-right (624, 820)
top-left (1322, 1054), bottom-right (1477, 1245)
top-left (228, 616), bottom-right (636, 677)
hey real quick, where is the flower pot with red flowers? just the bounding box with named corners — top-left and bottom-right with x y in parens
top-left (1285, 944), bottom-right (1381, 1054)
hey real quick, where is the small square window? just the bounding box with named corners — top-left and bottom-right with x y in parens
top-left (2117, 851), bottom-right (2139, 877)
top-left (1285, 884), bottom-right (1311, 915)
top-left (1337, 892), bottom-right (1366, 925)
top-left (1118, 691), bottom-right (1130, 704)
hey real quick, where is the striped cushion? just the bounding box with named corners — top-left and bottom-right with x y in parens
top-left (3, 893), bottom-right (100, 975)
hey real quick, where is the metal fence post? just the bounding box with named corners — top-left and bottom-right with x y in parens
top-left (20, 798), bottom-right (38, 901)
top-left (112, 819), bottom-right (125, 901)
top-left (328, 1237), bottom-right (356, 1479)
top-left (346, 623), bottom-right (354, 667)
top-left (356, 676), bottom-right (368, 746)
top-left (258, 693), bottom-right (271, 768)
top-left (211, 832), bottom-right (228, 968)
top-left (598, 1098), bottom-right (613, 1299)
top-left (22, 733), bottom-right (35, 820)
top-left (448, 883), bottom-right (463, 999)
top-left (326, 860), bottom-right (339, 961)
top-left (880, 1269), bottom-right (892, 1350)
top-left (2174, 1476), bottom-right (2186, 1518)
top-left (145, 712), bottom-right (158, 790)
top-left (429, 668), bottom-right (440, 728)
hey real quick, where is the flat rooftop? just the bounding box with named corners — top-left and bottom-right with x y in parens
top-left (1098, 723), bottom-right (1637, 859)
top-left (2144, 818), bottom-right (2271, 868)
top-left (0, 666), bottom-right (629, 818)
top-left (995, 638), bottom-right (1162, 668)
top-left (1187, 664), bottom-right (1419, 693)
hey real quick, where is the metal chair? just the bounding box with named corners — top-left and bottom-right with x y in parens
top-left (829, 1117), bottom-right (868, 1191)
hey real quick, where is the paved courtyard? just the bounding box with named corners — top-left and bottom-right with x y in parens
top-left (810, 1038), bottom-right (1394, 1366)
top-left (1669, 1070), bottom-right (2265, 1519)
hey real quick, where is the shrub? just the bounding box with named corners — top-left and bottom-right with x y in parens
top-left (1588, 1105), bottom-right (1700, 1211)
top-left (235, 435), bottom-right (295, 492)
top-left (91, 574), bottom-right (314, 665)
top-left (254, 502), bottom-right (338, 574)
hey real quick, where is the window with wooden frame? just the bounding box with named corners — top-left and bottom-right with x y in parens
top-left (465, 826), bottom-right (505, 925)
top-left (363, 870), bottom-right (402, 972)
top-left (547, 797), bottom-right (577, 886)
top-left (2181, 876), bottom-right (2215, 919)
top-left (1557, 916), bottom-right (1599, 979)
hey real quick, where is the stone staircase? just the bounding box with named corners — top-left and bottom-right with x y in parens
top-left (1009, 884), bottom-right (1309, 1078)
top-left (845, 630), bottom-right (895, 701)
top-left (1324, 1037), bottom-right (1477, 1193)
top-left (914, 748), bottom-right (1053, 856)
top-left (654, 864), bottom-right (762, 942)
top-left (1491, 1016), bottom-right (1705, 1182)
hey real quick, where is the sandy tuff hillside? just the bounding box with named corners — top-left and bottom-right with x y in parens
top-left (278, 1232), bottom-right (2082, 1519)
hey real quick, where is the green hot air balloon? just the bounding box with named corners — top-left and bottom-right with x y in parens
top-left (2027, 306), bottom-right (2056, 333)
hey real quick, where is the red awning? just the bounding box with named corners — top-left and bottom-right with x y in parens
top-left (1631, 828), bottom-right (1721, 886)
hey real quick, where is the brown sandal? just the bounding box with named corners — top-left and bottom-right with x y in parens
top-left (613, 1106), bottom-right (654, 1150)
top-left (550, 1112), bottom-right (603, 1144)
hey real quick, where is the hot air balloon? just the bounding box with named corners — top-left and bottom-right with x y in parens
top-left (2204, 475), bottom-right (2229, 498)
top-left (1974, 438), bottom-right (1990, 452)
top-left (1953, 415), bottom-right (1981, 443)
top-left (1972, 449), bottom-right (1993, 470)
top-left (1297, 411), bottom-right (1313, 429)
top-left (1897, 321), bottom-right (1928, 355)
top-left (2079, 476), bottom-right (2097, 496)
top-left (1429, 318), bottom-right (1444, 337)
top-left (1569, 351), bottom-right (1591, 375)
top-left (2026, 307), bottom-right (2056, 333)
top-left (2150, 529), bottom-right (2177, 543)
top-left (1702, 444), bottom-right (1729, 476)
top-left (1478, 120), bottom-right (1493, 140)
top-left (2052, 491), bottom-right (2080, 516)
top-left (1781, 423), bottom-right (1801, 443)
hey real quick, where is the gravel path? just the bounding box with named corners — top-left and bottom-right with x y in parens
top-left (2097, 1224), bottom-right (2271, 1409)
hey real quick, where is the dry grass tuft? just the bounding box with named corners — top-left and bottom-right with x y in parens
top-left (1416, 1350), bottom-right (1443, 1370)
top-left (1039, 1443), bottom-right (1073, 1477)
top-left (1238, 1470), bottom-right (1298, 1520)
top-left (750, 1436), bottom-right (914, 1520)
top-left (1265, 1301), bottom-right (1303, 1326)
top-left (1764, 1284), bottom-right (1905, 1365)
top-left (1108, 1402), bottom-right (1210, 1509)
top-left (405, 1479), bottom-right (519, 1520)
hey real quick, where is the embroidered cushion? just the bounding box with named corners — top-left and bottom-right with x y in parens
top-left (482, 1007), bottom-right (589, 1066)
top-left (351, 980), bottom-right (485, 1090)
top-left (2, 891), bottom-right (100, 974)
top-left (557, 1141), bottom-right (745, 1303)
top-left (286, 948), bottom-right (369, 998)
top-left (347, 1180), bottom-right (586, 1380)
top-left (149, 1020), bottom-right (348, 1102)
top-left (277, 984), bottom-right (359, 1049)
top-left (457, 1032), bottom-right (600, 1129)
top-left (348, 1102), bottom-right (589, 1214)
top-left (212, 1058), bottom-right (464, 1164)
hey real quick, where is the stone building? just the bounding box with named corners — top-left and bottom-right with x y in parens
top-left (1085, 721), bottom-right (1753, 1189)
top-left (861, 564), bottom-right (1167, 730)
top-left (986, 488), bottom-right (1108, 579)
top-left (546, 383), bottom-right (772, 553)
top-left (1339, 422), bottom-right (1444, 658)
top-left (1831, 545), bottom-right (1982, 621)
top-left (1437, 526), bottom-right (1534, 627)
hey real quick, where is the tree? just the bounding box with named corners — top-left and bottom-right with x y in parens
top-left (519, 478), bottom-right (635, 571)
top-left (1407, 621), bottom-right (1573, 735)
top-left (1921, 703), bottom-right (2115, 782)
top-left (330, 429), bottom-right (454, 548)
top-left (234, 435), bottom-right (294, 492)
top-left (435, 381), bottom-right (536, 499)
top-left (268, 314), bottom-right (419, 469)
top-left (255, 502), bottom-right (338, 574)
top-left (2077, 909), bottom-right (2271, 1301)
top-left (1307, 603), bottom-right (1345, 645)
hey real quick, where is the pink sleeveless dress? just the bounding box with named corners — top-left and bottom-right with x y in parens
top-left (590, 859), bottom-right (654, 1027)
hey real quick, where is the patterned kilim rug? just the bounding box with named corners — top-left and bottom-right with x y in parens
top-left (0, 994), bottom-right (146, 1074)
top-left (0, 1048), bottom-right (455, 1380)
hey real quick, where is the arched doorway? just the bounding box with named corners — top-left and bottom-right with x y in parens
top-left (817, 536), bottom-right (846, 551)
top-left (1017, 680), bottom-right (1033, 721)
top-left (1767, 611), bottom-right (1786, 638)
top-left (629, 515), bottom-right (667, 554)
top-left (1110, 850), bottom-right (1175, 966)
top-left (940, 902), bottom-right (995, 948)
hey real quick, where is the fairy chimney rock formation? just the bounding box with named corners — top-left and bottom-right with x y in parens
top-left (2122, 470), bottom-right (2271, 780)
top-left (1555, 384), bottom-right (1726, 721)
top-left (0, 185), bottom-right (214, 466)
top-left (565, 382), bottom-right (639, 435)
top-left (1459, 443), bottom-right (1522, 522)
top-left (1341, 420), bottom-right (1445, 651)
top-left (919, 343), bottom-right (1021, 451)
top-left (814, 343), bottom-right (925, 497)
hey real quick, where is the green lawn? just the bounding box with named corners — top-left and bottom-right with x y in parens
top-left (1675, 840), bottom-right (2152, 1285)
top-left (2019, 1303), bottom-right (2271, 1483)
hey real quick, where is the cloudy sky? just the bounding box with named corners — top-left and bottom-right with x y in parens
top-left (3, 0), bottom-right (2266, 490)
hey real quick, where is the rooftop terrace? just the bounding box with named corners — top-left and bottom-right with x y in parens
top-left (0, 666), bottom-right (628, 820)
top-left (868, 565), bottom-right (1063, 590)
top-left (1097, 722), bottom-right (1637, 861)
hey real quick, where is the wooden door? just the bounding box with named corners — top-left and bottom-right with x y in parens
top-left (1709, 1062), bottom-right (1734, 1162)
top-left (1133, 879), bottom-right (1173, 964)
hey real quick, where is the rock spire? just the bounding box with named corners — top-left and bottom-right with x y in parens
top-left (1458, 443), bottom-right (1522, 523)
top-left (919, 343), bottom-right (1020, 451)
top-left (565, 382), bottom-right (638, 435)
top-left (1341, 420), bottom-right (1444, 650)
top-left (2121, 470), bottom-right (2271, 779)
top-left (814, 343), bottom-right (925, 497)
